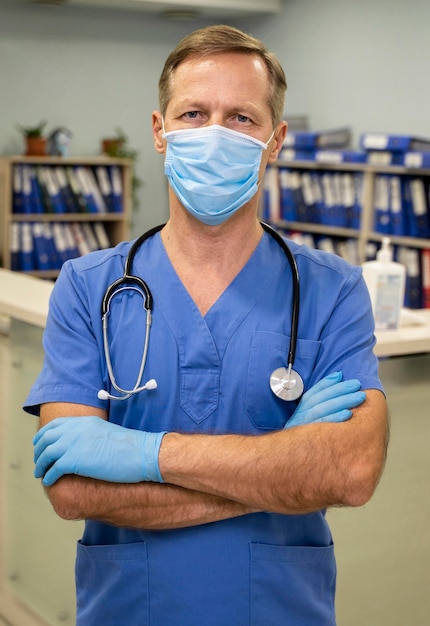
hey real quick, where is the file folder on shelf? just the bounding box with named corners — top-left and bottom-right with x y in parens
top-left (360, 133), bottom-right (430, 153)
top-left (283, 127), bottom-right (352, 150)
top-left (403, 151), bottom-right (430, 169)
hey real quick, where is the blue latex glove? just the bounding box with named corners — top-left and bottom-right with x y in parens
top-left (285, 371), bottom-right (366, 429)
top-left (33, 416), bottom-right (166, 487)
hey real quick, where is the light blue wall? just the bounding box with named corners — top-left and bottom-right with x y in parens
top-left (242, 0), bottom-right (430, 142)
top-left (1, 0), bottom-right (429, 234)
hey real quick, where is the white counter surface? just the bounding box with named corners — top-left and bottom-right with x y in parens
top-left (374, 309), bottom-right (430, 357)
top-left (0, 269), bottom-right (53, 330)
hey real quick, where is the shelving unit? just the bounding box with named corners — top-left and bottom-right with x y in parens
top-left (0, 156), bottom-right (132, 279)
top-left (266, 159), bottom-right (430, 264)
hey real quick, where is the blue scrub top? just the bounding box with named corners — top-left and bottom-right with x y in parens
top-left (25, 231), bottom-right (383, 625)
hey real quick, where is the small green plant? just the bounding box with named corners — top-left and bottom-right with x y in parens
top-left (102, 127), bottom-right (142, 212)
top-left (16, 120), bottom-right (47, 138)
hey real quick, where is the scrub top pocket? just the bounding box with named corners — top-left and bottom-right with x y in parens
top-left (250, 542), bottom-right (336, 625)
top-left (245, 331), bottom-right (320, 430)
top-left (75, 541), bottom-right (149, 626)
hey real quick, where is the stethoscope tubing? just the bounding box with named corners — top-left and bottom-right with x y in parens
top-left (100, 221), bottom-right (301, 401)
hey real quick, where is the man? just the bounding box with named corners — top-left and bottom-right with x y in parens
top-left (28, 25), bottom-right (388, 625)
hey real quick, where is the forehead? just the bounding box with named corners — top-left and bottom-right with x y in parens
top-left (168, 52), bottom-right (271, 105)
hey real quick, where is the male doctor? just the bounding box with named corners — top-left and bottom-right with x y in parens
top-left (28, 25), bottom-right (388, 625)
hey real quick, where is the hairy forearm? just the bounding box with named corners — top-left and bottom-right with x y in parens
top-left (159, 390), bottom-right (389, 514)
top-left (45, 475), bottom-right (256, 529)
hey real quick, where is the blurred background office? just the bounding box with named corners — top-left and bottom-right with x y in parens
top-left (1, 1), bottom-right (430, 625)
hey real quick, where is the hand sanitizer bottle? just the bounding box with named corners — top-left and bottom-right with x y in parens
top-left (362, 238), bottom-right (406, 330)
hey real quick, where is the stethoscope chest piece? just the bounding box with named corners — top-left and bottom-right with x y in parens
top-left (270, 366), bottom-right (304, 402)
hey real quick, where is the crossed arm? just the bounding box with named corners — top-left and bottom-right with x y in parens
top-left (36, 384), bottom-right (388, 530)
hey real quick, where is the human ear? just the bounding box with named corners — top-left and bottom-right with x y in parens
top-left (152, 111), bottom-right (165, 154)
top-left (268, 121), bottom-right (287, 164)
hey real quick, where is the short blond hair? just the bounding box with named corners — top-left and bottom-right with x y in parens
top-left (158, 24), bottom-right (287, 127)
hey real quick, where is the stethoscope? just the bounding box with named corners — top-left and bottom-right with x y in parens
top-left (97, 222), bottom-right (304, 403)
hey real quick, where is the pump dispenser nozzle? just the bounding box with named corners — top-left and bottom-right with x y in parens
top-left (377, 237), bottom-right (393, 263)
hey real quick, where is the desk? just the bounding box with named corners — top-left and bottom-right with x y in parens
top-left (374, 309), bottom-right (430, 357)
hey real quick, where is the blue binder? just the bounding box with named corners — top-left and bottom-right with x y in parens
top-left (373, 175), bottom-right (391, 234)
top-left (32, 222), bottom-right (51, 270)
top-left (12, 166), bottom-right (24, 214)
top-left (19, 222), bottom-right (36, 271)
top-left (408, 178), bottom-right (430, 238)
top-left (360, 132), bottom-right (430, 152)
top-left (389, 176), bottom-right (407, 237)
top-left (283, 127), bottom-right (351, 150)
top-left (109, 166), bottom-right (124, 213)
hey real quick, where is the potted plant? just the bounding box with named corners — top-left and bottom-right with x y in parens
top-left (16, 121), bottom-right (48, 156)
top-left (101, 127), bottom-right (142, 212)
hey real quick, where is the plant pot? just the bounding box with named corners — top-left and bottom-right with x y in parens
top-left (101, 138), bottom-right (124, 157)
top-left (25, 136), bottom-right (47, 156)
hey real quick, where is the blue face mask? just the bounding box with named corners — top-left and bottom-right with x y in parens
top-left (162, 124), bottom-right (274, 226)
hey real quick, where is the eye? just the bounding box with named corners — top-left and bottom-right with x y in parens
top-left (237, 114), bottom-right (250, 123)
top-left (183, 111), bottom-right (201, 120)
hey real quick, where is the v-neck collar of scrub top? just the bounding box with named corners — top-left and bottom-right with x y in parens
top-left (133, 230), bottom-right (288, 365)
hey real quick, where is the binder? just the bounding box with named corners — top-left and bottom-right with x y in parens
top-left (310, 172), bottom-right (325, 224)
top-left (422, 249), bottom-right (430, 308)
top-left (19, 222), bottom-right (36, 271)
top-left (10, 223), bottom-right (21, 270)
top-left (331, 173), bottom-right (346, 227)
top-left (409, 178), bottom-right (430, 238)
top-left (403, 151), bottom-right (430, 169)
top-left (85, 168), bottom-right (108, 214)
top-left (95, 165), bottom-right (114, 212)
top-left (366, 151), bottom-right (404, 166)
top-left (339, 172), bottom-right (355, 228)
top-left (279, 148), bottom-right (316, 162)
top-left (109, 166), bottom-right (124, 213)
top-left (389, 176), bottom-right (406, 236)
top-left (35, 167), bottom-right (54, 213)
top-left (32, 222), bottom-right (51, 270)
top-left (66, 167), bottom-right (89, 213)
top-left (262, 167), bottom-right (280, 221)
top-left (52, 222), bottom-right (72, 265)
top-left (360, 132), bottom-right (430, 152)
top-left (351, 173), bottom-right (364, 230)
top-left (12, 166), bottom-right (24, 214)
top-left (320, 173), bottom-right (337, 226)
top-left (62, 223), bottom-right (80, 260)
top-left (28, 166), bottom-right (45, 214)
top-left (80, 223), bottom-right (99, 252)
top-left (373, 175), bottom-right (391, 234)
top-left (398, 247), bottom-right (422, 309)
top-left (53, 166), bottom-right (80, 213)
top-left (300, 172), bottom-right (317, 223)
top-left (283, 127), bottom-right (351, 150)
top-left (279, 169), bottom-right (297, 221)
top-left (21, 165), bottom-right (34, 214)
top-left (70, 223), bottom-right (92, 256)
top-left (42, 222), bottom-right (61, 269)
top-left (93, 222), bottom-right (111, 249)
top-left (314, 150), bottom-right (367, 164)
top-left (75, 167), bottom-right (99, 214)
top-left (42, 166), bottom-right (66, 214)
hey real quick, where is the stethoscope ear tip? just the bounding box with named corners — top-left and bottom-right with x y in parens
top-left (98, 389), bottom-right (110, 401)
top-left (144, 378), bottom-right (157, 390)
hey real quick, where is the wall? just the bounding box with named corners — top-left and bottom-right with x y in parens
top-left (242, 0), bottom-right (430, 142)
top-left (1, 0), bottom-right (430, 234)
top-left (0, 1), bottom-right (214, 235)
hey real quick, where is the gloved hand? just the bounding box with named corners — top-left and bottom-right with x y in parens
top-left (285, 371), bottom-right (366, 429)
top-left (33, 416), bottom-right (166, 487)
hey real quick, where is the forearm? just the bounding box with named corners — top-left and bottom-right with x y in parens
top-left (159, 390), bottom-right (389, 514)
top-left (45, 475), bottom-right (256, 529)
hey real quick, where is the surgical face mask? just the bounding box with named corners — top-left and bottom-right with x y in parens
top-left (162, 124), bottom-right (274, 226)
